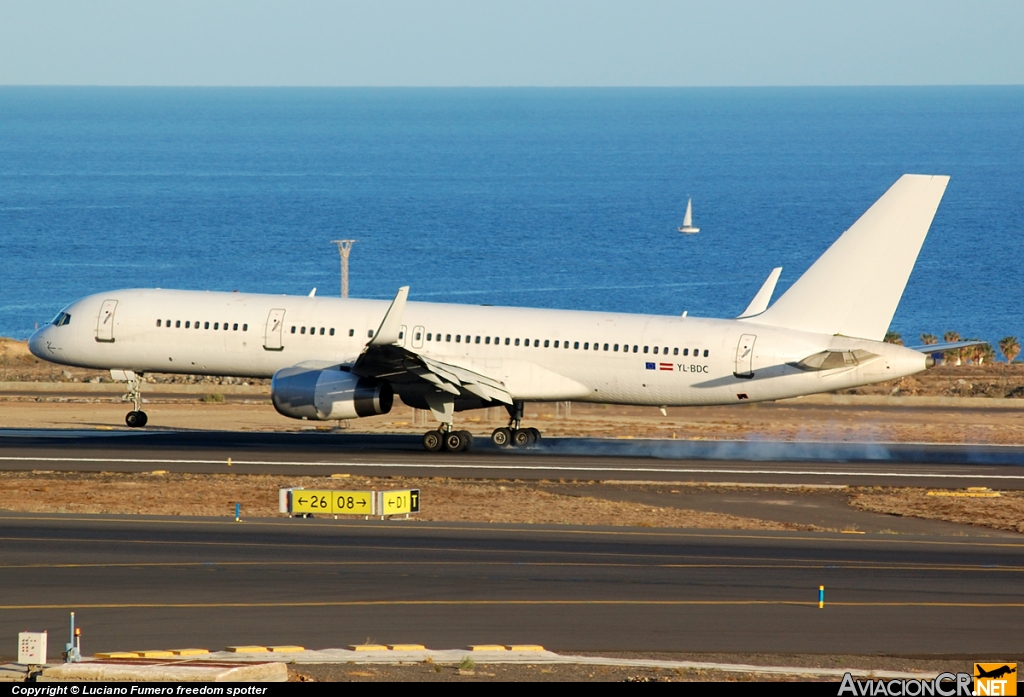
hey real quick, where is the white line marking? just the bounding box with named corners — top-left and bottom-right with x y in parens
top-left (1, 456), bottom-right (1022, 479)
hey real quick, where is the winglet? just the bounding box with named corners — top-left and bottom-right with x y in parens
top-left (737, 267), bottom-right (782, 318)
top-left (370, 286), bottom-right (409, 346)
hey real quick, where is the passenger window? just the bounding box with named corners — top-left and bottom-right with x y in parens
top-left (329, 328), bottom-right (334, 336)
top-left (604, 344), bottom-right (609, 351)
top-left (703, 349), bottom-right (709, 357)
top-left (290, 326), bottom-right (295, 334)
top-left (505, 338), bottom-right (510, 345)
top-left (534, 339), bottom-right (540, 347)
top-left (446, 334), bottom-right (451, 342)
top-left (301, 327), bottom-right (306, 334)
top-left (494, 337), bottom-right (499, 344)
top-left (244, 324), bottom-right (248, 332)
top-left (318, 327), bottom-right (323, 335)
top-left (485, 336), bottom-right (490, 344)
top-left (349, 329), bottom-right (355, 337)
top-left (368, 329), bottom-right (374, 338)
top-left (427, 333), bottom-right (432, 341)
top-left (214, 322), bottom-right (220, 330)
top-left (553, 340), bottom-right (559, 348)
top-left (653, 346), bottom-right (658, 354)
top-left (643, 346), bottom-right (648, 353)
top-left (156, 319), bottom-right (161, 327)
top-left (515, 338), bottom-right (520, 346)
top-left (544, 340), bottom-right (549, 348)
top-left (206, 322), bottom-right (211, 330)
top-left (584, 342), bottom-right (589, 350)
top-left (683, 348), bottom-right (689, 356)
top-left (613, 344), bottom-right (619, 352)
top-left (235, 324), bottom-right (240, 331)
top-left (693, 348), bottom-right (698, 355)
top-left (475, 336), bottom-right (481, 344)
top-left (398, 331), bottom-right (403, 340)
top-left (633, 345), bottom-right (639, 353)
top-left (416, 332), bottom-right (422, 341)
top-left (166, 319), bottom-right (171, 327)
top-left (673, 348), bottom-right (679, 356)
top-left (185, 321), bottom-right (190, 328)
top-left (224, 323), bottom-right (229, 331)
top-left (456, 335), bottom-right (461, 343)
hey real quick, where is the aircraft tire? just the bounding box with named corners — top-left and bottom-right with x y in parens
top-left (491, 427), bottom-right (512, 447)
top-left (458, 430), bottom-right (474, 451)
top-left (445, 431), bottom-right (468, 452)
top-left (528, 427), bottom-right (541, 443)
top-left (423, 430), bottom-right (444, 452)
top-left (125, 411), bottom-right (143, 428)
top-left (512, 428), bottom-right (534, 448)
top-left (137, 411), bottom-right (148, 427)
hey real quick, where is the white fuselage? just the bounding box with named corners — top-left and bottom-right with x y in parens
top-left (28, 288), bottom-right (929, 408)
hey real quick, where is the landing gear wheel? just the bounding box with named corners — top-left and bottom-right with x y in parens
top-left (512, 428), bottom-right (535, 448)
top-left (445, 430), bottom-right (471, 452)
top-left (491, 427), bottom-right (512, 448)
top-left (528, 427), bottom-right (541, 443)
top-left (423, 430), bottom-right (444, 452)
top-left (125, 410), bottom-right (147, 428)
top-left (459, 430), bottom-right (473, 451)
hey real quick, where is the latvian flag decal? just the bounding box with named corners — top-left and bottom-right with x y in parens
top-left (646, 362), bottom-right (674, 371)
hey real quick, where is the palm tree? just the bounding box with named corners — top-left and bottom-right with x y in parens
top-left (884, 331), bottom-right (903, 345)
top-left (999, 337), bottom-right (1020, 364)
top-left (943, 331), bottom-right (962, 366)
top-left (920, 333), bottom-right (938, 345)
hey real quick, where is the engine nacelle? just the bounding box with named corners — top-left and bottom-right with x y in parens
top-left (271, 365), bottom-right (393, 420)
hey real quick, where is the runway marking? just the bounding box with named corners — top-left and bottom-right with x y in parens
top-left (2, 600), bottom-right (1024, 611)
top-left (3, 560), bottom-right (1023, 573)
top-left (2, 456), bottom-right (1023, 480)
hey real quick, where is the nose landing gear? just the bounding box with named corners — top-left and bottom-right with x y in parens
top-left (118, 370), bottom-right (148, 428)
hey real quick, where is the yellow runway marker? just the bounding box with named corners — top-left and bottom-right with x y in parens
top-left (225, 646), bottom-right (268, 653)
top-left (468, 645), bottom-right (506, 651)
top-left (388, 644), bottom-right (426, 651)
top-left (349, 645), bottom-right (388, 651)
top-left (169, 649), bottom-right (209, 656)
top-left (267, 646), bottom-right (304, 653)
top-left (132, 650), bottom-right (174, 658)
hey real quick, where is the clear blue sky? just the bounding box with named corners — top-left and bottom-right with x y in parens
top-left (1, 0), bottom-right (1022, 86)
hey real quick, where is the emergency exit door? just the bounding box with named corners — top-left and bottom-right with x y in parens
top-left (734, 334), bottom-right (756, 379)
top-left (264, 309), bottom-right (286, 351)
top-left (95, 299), bottom-right (118, 342)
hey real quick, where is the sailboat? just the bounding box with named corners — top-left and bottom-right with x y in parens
top-left (677, 198), bottom-right (699, 234)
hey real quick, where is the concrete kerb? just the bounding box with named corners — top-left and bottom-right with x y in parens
top-left (38, 659), bottom-right (287, 682)
top-left (191, 649), bottom-right (936, 680)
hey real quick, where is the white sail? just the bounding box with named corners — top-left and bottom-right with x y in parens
top-left (678, 197), bottom-right (699, 233)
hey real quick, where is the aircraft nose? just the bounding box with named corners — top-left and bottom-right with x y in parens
top-left (28, 326), bottom-right (51, 360)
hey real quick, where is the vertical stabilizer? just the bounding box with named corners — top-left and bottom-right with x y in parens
top-left (749, 174), bottom-right (949, 340)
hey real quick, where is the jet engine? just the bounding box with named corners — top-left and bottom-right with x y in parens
top-left (271, 365), bottom-right (393, 420)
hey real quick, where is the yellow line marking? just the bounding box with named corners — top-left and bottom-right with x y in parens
top-left (1, 560), bottom-right (1022, 573)
top-left (1, 600), bottom-right (1024, 611)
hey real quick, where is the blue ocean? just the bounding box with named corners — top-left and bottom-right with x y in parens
top-left (1, 87), bottom-right (1022, 346)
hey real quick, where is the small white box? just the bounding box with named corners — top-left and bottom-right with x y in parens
top-left (18, 631), bottom-right (47, 664)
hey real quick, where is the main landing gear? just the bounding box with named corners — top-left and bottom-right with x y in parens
top-left (121, 371), bottom-right (148, 428)
top-left (490, 400), bottom-right (541, 449)
top-left (418, 397), bottom-right (542, 453)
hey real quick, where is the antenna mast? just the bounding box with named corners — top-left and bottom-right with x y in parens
top-left (331, 240), bottom-right (356, 298)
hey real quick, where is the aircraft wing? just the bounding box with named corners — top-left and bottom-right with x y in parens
top-left (350, 287), bottom-right (513, 405)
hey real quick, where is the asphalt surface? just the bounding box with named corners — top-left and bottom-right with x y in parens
top-left (3, 429), bottom-right (1024, 487)
top-left (1, 512), bottom-right (1023, 658)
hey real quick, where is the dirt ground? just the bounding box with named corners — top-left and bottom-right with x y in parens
top-left (287, 652), bottom-right (983, 682)
top-left (2, 471), bottom-right (1022, 535)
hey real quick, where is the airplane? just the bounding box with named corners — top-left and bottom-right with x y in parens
top-left (29, 174), bottom-right (975, 453)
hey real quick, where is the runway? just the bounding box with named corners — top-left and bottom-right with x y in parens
top-left (2, 429), bottom-right (1024, 487)
top-left (1, 512), bottom-right (1023, 656)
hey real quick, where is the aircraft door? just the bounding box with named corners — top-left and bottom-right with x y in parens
top-left (412, 325), bottom-right (425, 349)
top-left (264, 309), bottom-right (286, 351)
top-left (398, 325), bottom-right (407, 348)
top-left (95, 299), bottom-right (118, 343)
top-left (734, 334), bottom-right (756, 378)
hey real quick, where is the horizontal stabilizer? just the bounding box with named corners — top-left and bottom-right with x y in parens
top-left (908, 340), bottom-right (988, 354)
top-left (750, 175), bottom-right (950, 340)
top-left (737, 267), bottom-right (782, 318)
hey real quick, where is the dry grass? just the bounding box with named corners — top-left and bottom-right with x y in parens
top-left (0, 471), bottom-right (812, 531)
top-left (849, 487), bottom-right (1024, 534)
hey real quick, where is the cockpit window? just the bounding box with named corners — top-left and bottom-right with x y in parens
top-left (51, 312), bottom-right (72, 326)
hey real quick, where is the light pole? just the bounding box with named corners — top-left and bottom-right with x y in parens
top-left (331, 240), bottom-right (356, 298)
